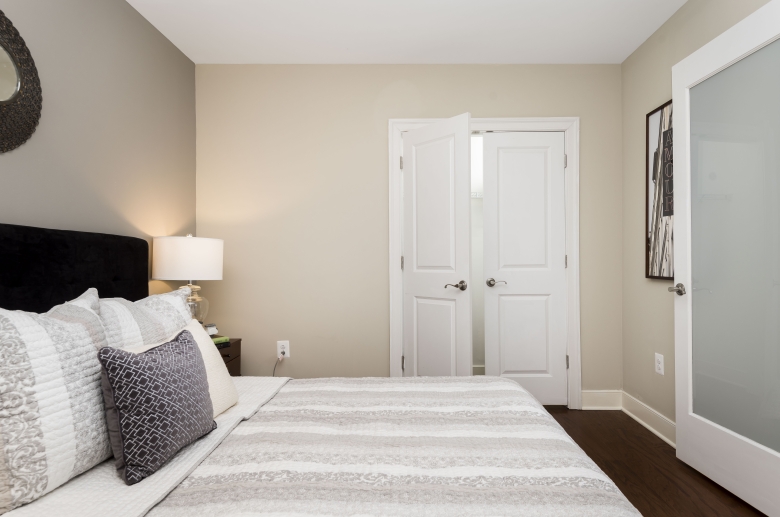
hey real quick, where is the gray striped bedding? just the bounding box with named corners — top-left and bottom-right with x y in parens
top-left (149, 376), bottom-right (639, 516)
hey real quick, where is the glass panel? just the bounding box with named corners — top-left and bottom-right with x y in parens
top-left (471, 136), bottom-right (485, 374)
top-left (690, 38), bottom-right (780, 453)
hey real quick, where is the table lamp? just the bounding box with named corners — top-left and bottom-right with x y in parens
top-left (152, 234), bottom-right (223, 323)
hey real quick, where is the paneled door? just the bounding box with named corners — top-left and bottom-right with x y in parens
top-left (403, 113), bottom-right (472, 376)
top-left (483, 132), bottom-right (568, 404)
top-left (673, 2), bottom-right (780, 513)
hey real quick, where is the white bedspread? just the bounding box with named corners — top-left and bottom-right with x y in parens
top-left (150, 377), bottom-right (639, 516)
top-left (10, 376), bottom-right (639, 517)
top-left (8, 377), bottom-right (289, 517)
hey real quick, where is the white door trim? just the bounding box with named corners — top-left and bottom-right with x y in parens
top-left (672, 1), bottom-right (780, 513)
top-left (389, 117), bottom-right (582, 409)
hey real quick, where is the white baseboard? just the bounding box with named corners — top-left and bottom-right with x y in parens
top-left (581, 390), bottom-right (622, 410)
top-left (581, 390), bottom-right (676, 448)
top-left (621, 391), bottom-right (676, 448)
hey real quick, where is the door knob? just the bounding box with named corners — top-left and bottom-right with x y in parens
top-left (486, 278), bottom-right (507, 287)
top-left (668, 283), bottom-right (686, 296)
top-left (445, 280), bottom-right (468, 291)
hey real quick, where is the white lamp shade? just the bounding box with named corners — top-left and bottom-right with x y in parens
top-left (152, 236), bottom-right (224, 281)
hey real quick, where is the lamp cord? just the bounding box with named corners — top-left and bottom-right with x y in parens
top-left (273, 351), bottom-right (286, 377)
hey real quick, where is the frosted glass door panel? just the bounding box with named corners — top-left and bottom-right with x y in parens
top-left (690, 38), bottom-right (780, 453)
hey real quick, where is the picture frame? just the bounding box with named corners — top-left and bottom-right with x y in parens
top-left (646, 100), bottom-right (674, 280)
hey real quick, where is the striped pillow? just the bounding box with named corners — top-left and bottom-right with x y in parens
top-left (99, 289), bottom-right (192, 350)
top-left (0, 289), bottom-right (111, 514)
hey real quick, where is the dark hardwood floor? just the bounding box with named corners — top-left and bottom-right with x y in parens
top-left (546, 407), bottom-right (765, 517)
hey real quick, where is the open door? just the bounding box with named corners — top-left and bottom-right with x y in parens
top-left (673, 3), bottom-right (780, 514)
top-left (402, 113), bottom-right (472, 376)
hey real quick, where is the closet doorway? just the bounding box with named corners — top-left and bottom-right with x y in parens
top-left (389, 116), bottom-right (582, 408)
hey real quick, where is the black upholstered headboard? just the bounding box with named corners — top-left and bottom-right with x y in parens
top-left (0, 223), bottom-right (149, 313)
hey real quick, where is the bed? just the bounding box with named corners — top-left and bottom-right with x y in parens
top-left (0, 224), bottom-right (639, 517)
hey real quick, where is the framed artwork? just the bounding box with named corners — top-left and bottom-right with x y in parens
top-left (646, 100), bottom-right (674, 280)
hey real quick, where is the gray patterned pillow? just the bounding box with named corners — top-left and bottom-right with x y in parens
top-left (98, 330), bottom-right (216, 485)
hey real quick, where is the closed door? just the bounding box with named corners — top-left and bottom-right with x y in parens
top-left (483, 132), bottom-right (568, 404)
top-left (403, 113), bottom-right (472, 376)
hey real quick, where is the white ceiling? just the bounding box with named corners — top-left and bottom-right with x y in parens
top-left (126, 0), bottom-right (687, 65)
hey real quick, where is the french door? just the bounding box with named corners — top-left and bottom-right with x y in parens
top-left (397, 117), bottom-right (576, 405)
top-left (402, 113), bottom-right (472, 376)
top-left (483, 132), bottom-right (568, 404)
top-left (673, 2), bottom-right (780, 514)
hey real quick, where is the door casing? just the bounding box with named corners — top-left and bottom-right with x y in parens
top-left (389, 117), bottom-right (582, 409)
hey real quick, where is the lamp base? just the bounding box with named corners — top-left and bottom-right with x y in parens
top-left (179, 284), bottom-right (209, 323)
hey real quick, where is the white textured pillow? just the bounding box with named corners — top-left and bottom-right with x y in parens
top-left (0, 289), bottom-right (111, 513)
top-left (124, 320), bottom-right (238, 417)
top-left (99, 289), bottom-right (192, 349)
top-left (182, 320), bottom-right (238, 417)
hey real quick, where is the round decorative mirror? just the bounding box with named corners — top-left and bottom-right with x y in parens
top-left (0, 44), bottom-right (20, 103)
top-left (0, 9), bottom-right (42, 153)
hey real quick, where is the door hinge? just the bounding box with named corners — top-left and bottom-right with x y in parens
top-left (565, 255), bottom-right (568, 268)
top-left (566, 355), bottom-right (570, 369)
top-left (400, 156), bottom-right (404, 170)
top-left (401, 256), bottom-right (404, 270)
top-left (401, 355), bottom-right (405, 371)
top-left (564, 154), bottom-right (568, 168)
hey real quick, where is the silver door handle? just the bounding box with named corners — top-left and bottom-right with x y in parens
top-left (668, 283), bottom-right (686, 296)
top-left (486, 278), bottom-right (507, 287)
top-left (445, 280), bottom-right (468, 291)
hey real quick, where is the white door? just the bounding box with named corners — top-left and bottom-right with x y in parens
top-left (483, 132), bottom-right (568, 404)
top-left (673, 3), bottom-right (780, 514)
top-left (403, 113), bottom-right (472, 376)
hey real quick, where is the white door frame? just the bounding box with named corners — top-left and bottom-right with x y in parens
top-left (389, 117), bottom-right (582, 409)
top-left (672, 1), bottom-right (780, 513)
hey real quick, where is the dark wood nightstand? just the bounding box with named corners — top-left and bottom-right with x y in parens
top-left (216, 338), bottom-right (241, 376)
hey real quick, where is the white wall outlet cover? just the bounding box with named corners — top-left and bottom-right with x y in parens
top-left (655, 353), bottom-right (664, 375)
top-left (277, 340), bottom-right (290, 358)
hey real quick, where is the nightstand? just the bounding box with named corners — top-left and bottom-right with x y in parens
top-left (216, 338), bottom-right (241, 376)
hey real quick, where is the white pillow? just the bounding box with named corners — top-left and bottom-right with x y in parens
top-left (182, 320), bottom-right (239, 417)
top-left (99, 289), bottom-right (193, 350)
top-left (126, 320), bottom-right (239, 417)
top-left (0, 289), bottom-right (112, 513)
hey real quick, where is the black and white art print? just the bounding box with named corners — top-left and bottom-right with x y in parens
top-left (646, 100), bottom-right (674, 280)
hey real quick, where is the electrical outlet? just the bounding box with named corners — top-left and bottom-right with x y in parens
top-left (655, 353), bottom-right (664, 375)
top-left (277, 340), bottom-right (290, 359)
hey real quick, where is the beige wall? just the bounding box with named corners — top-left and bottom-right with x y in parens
top-left (621, 0), bottom-right (771, 421)
top-left (3, 0), bottom-right (771, 404)
top-left (5, 0), bottom-right (762, 405)
top-left (1, 0), bottom-right (196, 294)
top-left (196, 65), bottom-right (623, 384)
